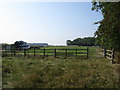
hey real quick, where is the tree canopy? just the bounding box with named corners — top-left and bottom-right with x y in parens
top-left (66, 37), bottom-right (97, 46)
top-left (92, 1), bottom-right (120, 51)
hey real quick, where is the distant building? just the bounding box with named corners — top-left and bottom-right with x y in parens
top-left (28, 43), bottom-right (48, 48)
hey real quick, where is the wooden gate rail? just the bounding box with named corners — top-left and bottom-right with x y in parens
top-left (2, 48), bottom-right (89, 59)
top-left (101, 48), bottom-right (115, 64)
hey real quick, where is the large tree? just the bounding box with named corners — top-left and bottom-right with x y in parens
top-left (92, 1), bottom-right (120, 63)
top-left (92, 1), bottom-right (120, 51)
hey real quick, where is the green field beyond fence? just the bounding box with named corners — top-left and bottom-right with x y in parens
top-left (2, 46), bottom-right (89, 58)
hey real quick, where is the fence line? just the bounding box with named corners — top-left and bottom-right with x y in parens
top-left (2, 48), bottom-right (89, 59)
top-left (101, 48), bottom-right (115, 64)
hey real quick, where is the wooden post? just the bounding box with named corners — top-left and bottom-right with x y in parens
top-left (24, 49), bottom-right (26, 56)
top-left (76, 49), bottom-right (77, 58)
top-left (5, 49), bottom-right (7, 56)
top-left (11, 49), bottom-right (12, 56)
top-left (14, 48), bottom-right (16, 56)
top-left (1, 50), bottom-right (3, 57)
top-left (65, 49), bottom-right (67, 58)
top-left (43, 49), bottom-right (45, 57)
top-left (103, 48), bottom-right (106, 58)
top-left (87, 47), bottom-right (89, 59)
top-left (34, 48), bottom-right (35, 56)
top-left (54, 49), bottom-right (56, 58)
top-left (27, 49), bottom-right (29, 57)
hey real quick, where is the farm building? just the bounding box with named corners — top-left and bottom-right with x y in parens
top-left (28, 43), bottom-right (48, 48)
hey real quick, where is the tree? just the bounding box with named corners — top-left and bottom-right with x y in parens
top-left (92, 1), bottom-right (120, 63)
top-left (14, 41), bottom-right (30, 50)
top-left (66, 40), bottom-right (72, 45)
top-left (92, 1), bottom-right (120, 50)
top-left (2, 43), bottom-right (10, 49)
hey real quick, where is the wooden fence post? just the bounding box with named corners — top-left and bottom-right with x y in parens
top-left (5, 49), bottom-right (7, 56)
top-left (43, 49), bottom-right (45, 57)
top-left (34, 48), bottom-right (36, 56)
top-left (24, 49), bottom-right (26, 56)
top-left (14, 48), bottom-right (16, 56)
top-left (27, 49), bottom-right (29, 57)
top-left (65, 49), bottom-right (67, 58)
top-left (87, 47), bottom-right (89, 59)
top-left (76, 49), bottom-right (77, 58)
top-left (54, 49), bottom-right (56, 58)
top-left (111, 49), bottom-right (115, 64)
top-left (11, 49), bottom-right (12, 56)
top-left (103, 48), bottom-right (106, 58)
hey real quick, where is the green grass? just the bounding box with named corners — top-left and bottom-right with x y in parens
top-left (2, 46), bottom-right (120, 88)
top-left (41, 46), bottom-right (87, 49)
top-left (2, 57), bottom-right (119, 88)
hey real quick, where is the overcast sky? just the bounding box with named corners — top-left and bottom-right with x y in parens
top-left (0, 2), bottom-right (102, 45)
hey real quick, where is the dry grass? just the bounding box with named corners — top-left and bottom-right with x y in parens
top-left (2, 56), bottom-right (119, 88)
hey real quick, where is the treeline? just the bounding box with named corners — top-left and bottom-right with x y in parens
top-left (66, 37), bottom-right (97, 46)
top-left (1, 43), bottom-right (10, 49)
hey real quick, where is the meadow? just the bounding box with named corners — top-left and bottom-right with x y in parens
top-left (2, 46), bottom-right (120, 88)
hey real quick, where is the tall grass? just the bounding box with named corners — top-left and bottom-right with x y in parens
top-left (2, 56), bottom-right (119, 88)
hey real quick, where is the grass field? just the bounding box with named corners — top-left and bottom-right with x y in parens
top-left (2, 46), bottom-right (120, 88)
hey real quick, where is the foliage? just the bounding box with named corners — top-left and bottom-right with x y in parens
top-left (1, 43), bottom-right (10, 49)
top-left (66, 37), bottom-right (97, 46)
top-left (14, 41), bottom-right (30, 50)
top-left (92, 1), bottom-right (120, 51)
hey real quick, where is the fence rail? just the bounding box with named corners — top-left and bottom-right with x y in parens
top-left (101, 48), bottom-right (115, 64)
top-left (2, 48), bottom-right (89, 59)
